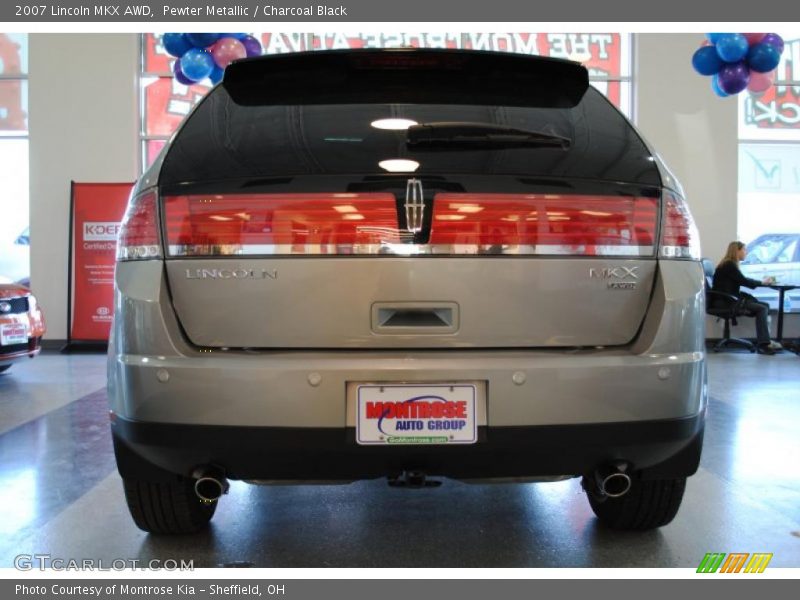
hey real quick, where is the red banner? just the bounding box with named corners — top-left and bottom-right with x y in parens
top-left (0, 33), bottom-right (27, 132)
top-left (69, 182), bottom-right (133, 342)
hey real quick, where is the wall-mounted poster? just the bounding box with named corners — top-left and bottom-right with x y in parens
top-left (68, 182), bottom-right (133, 344)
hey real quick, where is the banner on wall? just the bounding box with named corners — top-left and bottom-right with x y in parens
top-left (142, 32), bottom-right (626, 138)
top-left (740, 36), bottom-right (800, 139)
top-left (67, 182), bottom-right (133, 345)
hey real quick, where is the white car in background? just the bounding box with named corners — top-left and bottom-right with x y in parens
top-left (0, 227), bottom-right (30, 286)
top-left (740, 233), bottom-right (800, 310)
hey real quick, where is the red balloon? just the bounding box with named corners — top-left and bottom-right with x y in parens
top-left (743, 33), bottom-right (767, 45)
top-left (747, 70), bottom-right (775, 93)
top-left (210, 37), bottom-right (246, 69)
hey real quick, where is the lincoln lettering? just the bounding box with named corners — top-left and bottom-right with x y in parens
top-left (185, 268), bottom-right (278, 280)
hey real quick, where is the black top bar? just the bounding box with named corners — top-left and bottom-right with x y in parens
top-left (223, 49), bottom-right (589, 109)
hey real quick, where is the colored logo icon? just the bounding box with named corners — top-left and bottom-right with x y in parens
top-left (697, 553), bottom-right (773, 573)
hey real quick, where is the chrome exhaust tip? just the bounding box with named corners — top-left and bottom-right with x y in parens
top-left (193, 468), bottom-right (229, 503)
top-left (594, 462), bottom-right (632, 498)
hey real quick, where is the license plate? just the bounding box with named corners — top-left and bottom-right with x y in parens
top-left (0, 323), bottom-right (28, 346)
top-left (356, 384), bottom-right (478, 445)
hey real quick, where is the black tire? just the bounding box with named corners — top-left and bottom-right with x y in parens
top-left (584, 476), bottom-right (686, 531)
top-left (0, 365), bottom-right (11, 374)
top-left (122, 476), bottom-right (217, 534)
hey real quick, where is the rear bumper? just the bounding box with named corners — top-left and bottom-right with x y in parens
top-left (109, 348), bottom-right (706, 428)
top-left (0, 337), bottom-right (42, 366)
top-left (112, 412), bottom-right (705, 482)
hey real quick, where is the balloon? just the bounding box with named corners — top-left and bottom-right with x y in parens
top-left (747, 70), bottom-right (775, 93)
top-left (172, 58), bottom-right (194, 85)
top-left (743, 33), bottom-right (766, 45)
top-left (210, 37), bottom-right (247, 69)
top-left (747, 42), bottom-right (781, 73)
top-left (186, 33), bottom-right (220, 48)
top-left (162, 33), bottom-right (192, 58)
top-left (761, 33), bottom-right (784, 55)
top-left (222, 33), bottom-right (250, 40)
top-left (179, 48), bottom-right (215, 82)
top-left (711, 75), bottom-right (729, 97)
top-left (715, 33), bottom-right (749, 63)
top-left (706, 33), bottom-right (724, 44)
top-left (717, 61), bottom-right (750, 95)
top-left (241, 35), bottom-right (263, 58)
top-left (209, 65), bottom-right (224, 85)
top-left (692, 46), bottom-right (724, 75)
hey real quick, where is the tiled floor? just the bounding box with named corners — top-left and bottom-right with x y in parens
top-left (0, 351), bottom-right (798, 568)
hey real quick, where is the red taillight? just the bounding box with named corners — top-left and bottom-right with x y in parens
top-left (163, 193), bottom-right (401, 256)
top-left (117, 190), bottom-right (162, 261)
top-left (159, 192), bottom-right (665, 257)
top-left (659, 192), bottom-right (701, 260)
top-left (429, 194), bottom-right (658, 256)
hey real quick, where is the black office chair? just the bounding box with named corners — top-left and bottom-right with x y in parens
top-left (702, 258), bottom-right (756, 353)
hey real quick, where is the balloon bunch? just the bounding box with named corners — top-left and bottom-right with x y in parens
top-left (162, 33), bottom-right (263, 85)
top-left (692, 33), bottom-right (785, 97)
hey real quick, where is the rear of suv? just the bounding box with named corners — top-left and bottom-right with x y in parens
top-left (108, 49), bottom-right (706, 534)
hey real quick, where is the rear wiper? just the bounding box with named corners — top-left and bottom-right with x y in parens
top-left (406, 121), bottom-right (571, 150)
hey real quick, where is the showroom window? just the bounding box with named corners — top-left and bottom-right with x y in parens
top-left (0, 33), bottom-right (29, 285)
top-left (737, 31), bottom-right (800, 283)
top-left (138, 33), bottom-right (633, 171)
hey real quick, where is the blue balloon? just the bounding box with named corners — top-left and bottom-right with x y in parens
top-left (715, 33), bottom-right (749, 63)
top-left (172, 58), bottom-right (194, 85)
top-left (162, 33), bottom-right (192, 58)
top-left (221, 33), bottom-right (249, 40)
top-left (746, 42), bottom-right (781, 73)
top-left (180, 48), bottom-right (215, 82)
top-left (711, 75), bottom-right (730, 98)
top-left (706, 33), bottom-right (724, 44)
top-left (692, 46), bottom-right (724, 76)
top-left (209, 65), bottom-right (224, 85)
top-left (185, 33), bottom-right (220, 49)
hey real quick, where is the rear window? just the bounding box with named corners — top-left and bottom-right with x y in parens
top-left (158, 57), bottom-right (658, 189)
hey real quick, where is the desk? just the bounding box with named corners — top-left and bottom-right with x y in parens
top-left (766, 284), bottom-right (798, 343)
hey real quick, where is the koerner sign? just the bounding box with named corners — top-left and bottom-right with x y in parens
top-left (83, 222), bottom-right (121, 242)
top-left (68, 182), bottom-right (133, 344)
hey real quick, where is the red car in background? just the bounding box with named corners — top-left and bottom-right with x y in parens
top-left (0, 283), bottom-right (45, 374)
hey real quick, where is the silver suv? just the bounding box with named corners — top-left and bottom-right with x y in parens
top-left (108, 49), bottom-right (706, 534)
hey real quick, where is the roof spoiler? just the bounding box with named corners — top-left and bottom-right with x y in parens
top-left (222, 48), bottom-right (589, 109)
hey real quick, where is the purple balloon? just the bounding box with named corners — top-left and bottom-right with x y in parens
top-left (718, 61), bottom-right (751, 95)
top-left (711, 75), bottom-right (729, 97)
top-left (241, 35), bottom-right (262, 58)
top-left (761, 33), bottom-right (785, 55)
top-left (172, 59), bottom-right (194, 85)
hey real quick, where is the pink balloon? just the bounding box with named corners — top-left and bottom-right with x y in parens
top-left (743, 33), bottom-right (767, 45)
top-left (701, 39), bottom-right (712, 47)
top-left (747, 70), bottom-right (775, 93)
top-left (210, 37), bottom-right (246, 69)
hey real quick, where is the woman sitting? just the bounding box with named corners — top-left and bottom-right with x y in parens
top-left (712, 241), bottom-right (781, 355)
